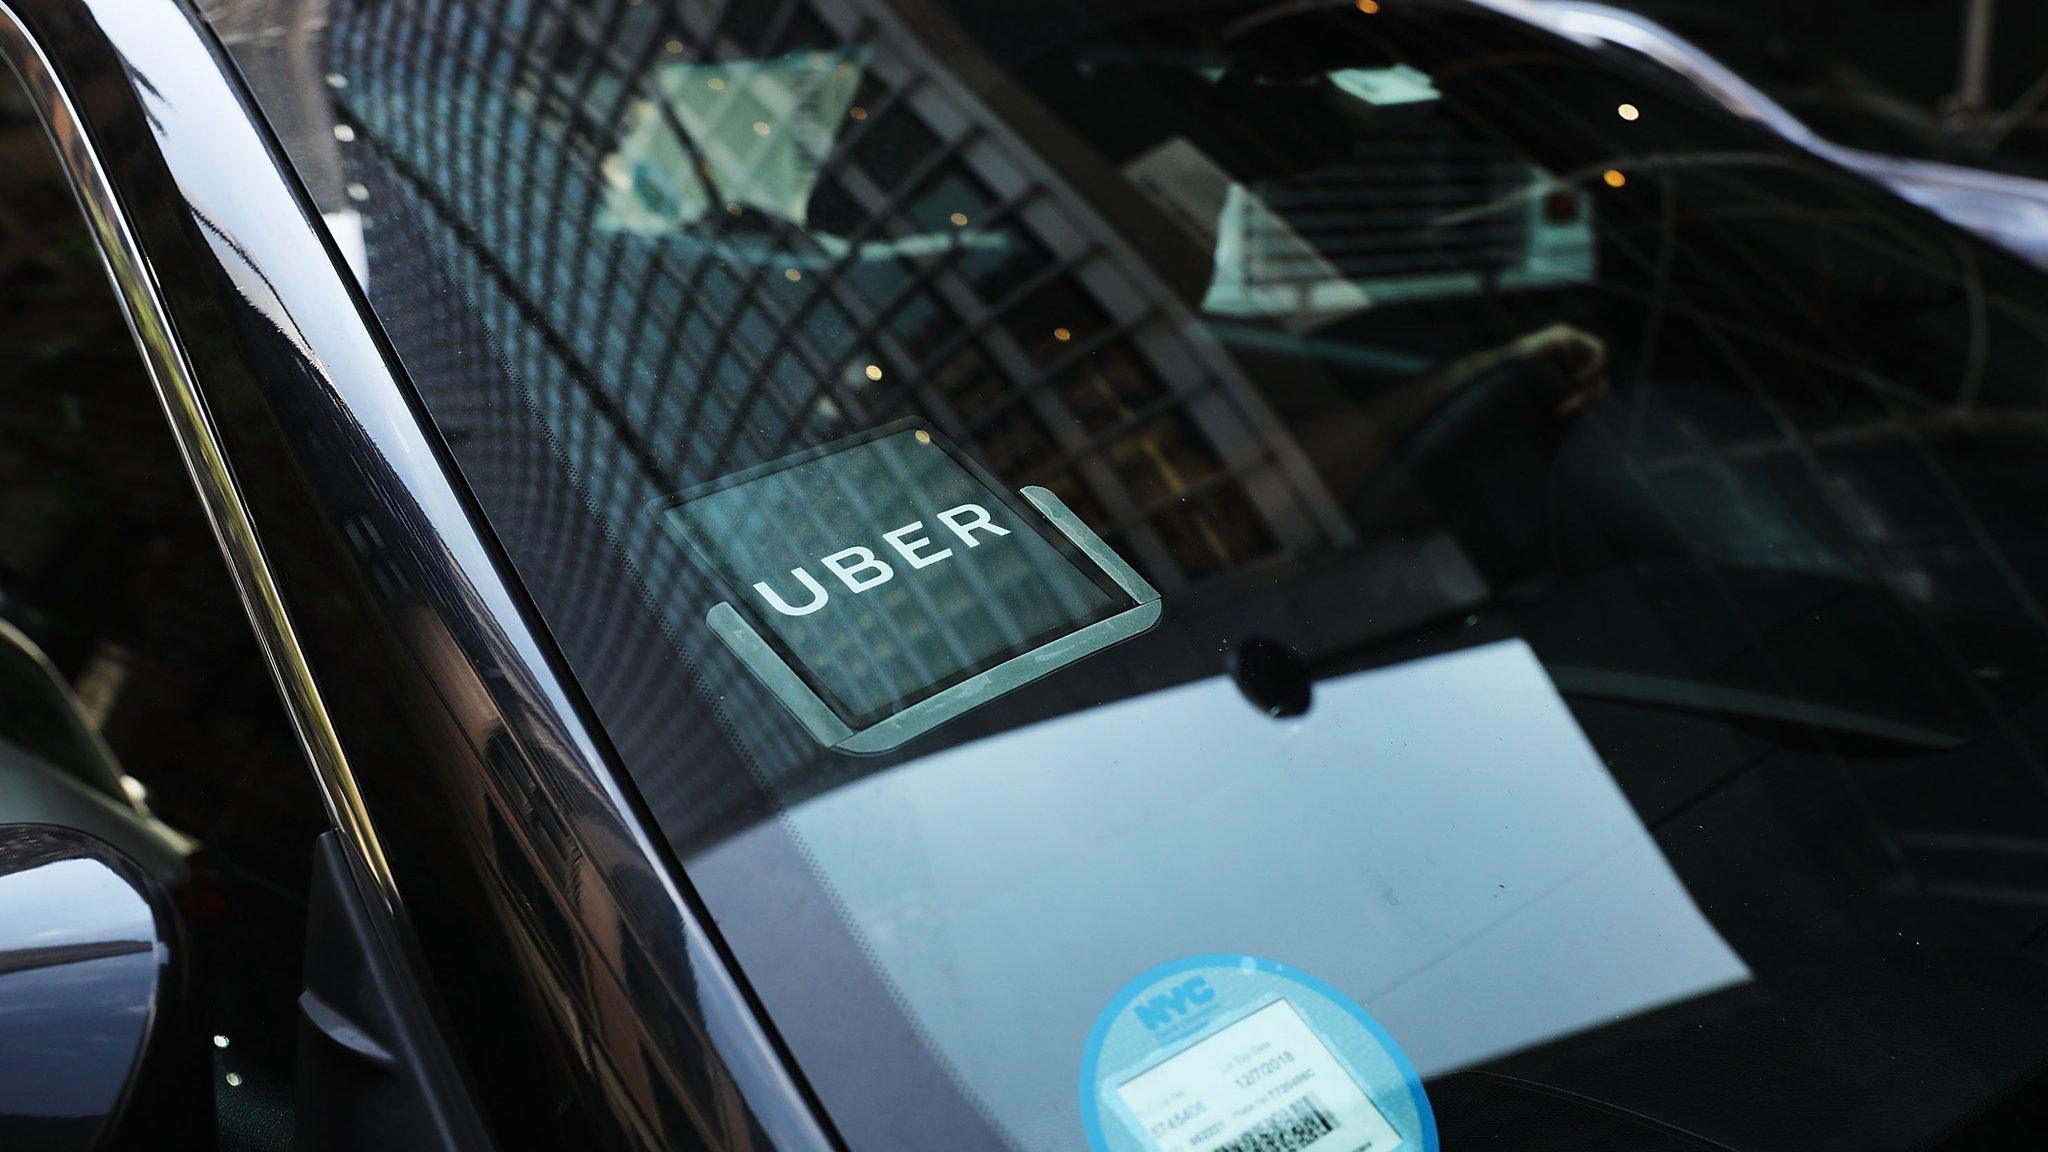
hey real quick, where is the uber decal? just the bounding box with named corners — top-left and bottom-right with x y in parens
top-left (657, 422), bottom-right (1161, 752)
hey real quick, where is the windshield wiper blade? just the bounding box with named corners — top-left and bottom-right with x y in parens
top-left (1546, 665), bottom-right (1969, 751)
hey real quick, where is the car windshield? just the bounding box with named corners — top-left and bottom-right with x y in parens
top-left (296, 0), bottom-right (2048, 1147)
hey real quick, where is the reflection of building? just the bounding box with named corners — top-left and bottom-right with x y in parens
top-left (309, 0), bottom-right (1505, 839)
top-left (313, 0), bottom-right (1337, 805)
top-left (334, 0), bottom-right (1355, 582)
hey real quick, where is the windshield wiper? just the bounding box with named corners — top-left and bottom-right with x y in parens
top-left (1546, 664), bottom-right (1968, 751)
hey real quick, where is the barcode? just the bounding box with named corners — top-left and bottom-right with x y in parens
top-left (1214, 1095), bottom-right (1339, 1152)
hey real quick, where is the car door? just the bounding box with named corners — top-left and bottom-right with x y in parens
top-left (0, 2), bottom-right (807, 1149)
top-left (0, 45), bottom-right (321, 1151)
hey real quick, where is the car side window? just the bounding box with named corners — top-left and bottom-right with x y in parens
top-left (0, 66), bottom-right (327, 1150)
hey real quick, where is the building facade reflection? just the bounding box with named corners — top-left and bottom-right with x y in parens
top-left (302, 0), bottom-right (1497, 841)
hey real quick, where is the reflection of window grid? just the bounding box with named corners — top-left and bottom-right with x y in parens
top-left (331, 0), bottom-right (1342, 601)
top-left (324, 0), bottom-right (1366, 819)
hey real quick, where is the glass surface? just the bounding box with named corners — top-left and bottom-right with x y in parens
top-left (294, 0), bottom-right (2048, 1148)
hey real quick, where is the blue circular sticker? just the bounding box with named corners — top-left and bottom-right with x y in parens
top-left (1080, 955), bottom-right (1436, 1152)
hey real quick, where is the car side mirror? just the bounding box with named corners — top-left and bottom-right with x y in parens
top-left (0, 824), bottom-right (182, 1151)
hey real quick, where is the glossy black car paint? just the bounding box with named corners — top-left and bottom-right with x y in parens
top-left (0, 824), bottom-right (187, 1150)
top-left (0, 1), bottom-right (828, 1148)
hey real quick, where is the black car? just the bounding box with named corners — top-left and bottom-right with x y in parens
top-left (6, 0), bottom-right (2048, 1149)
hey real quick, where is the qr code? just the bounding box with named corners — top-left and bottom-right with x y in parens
top-left (1214, 1095), bottom-right (1339, 1152)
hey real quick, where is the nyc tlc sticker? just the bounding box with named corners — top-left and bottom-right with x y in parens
top-left (1081, 956), bottom-right (1435, 1152)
